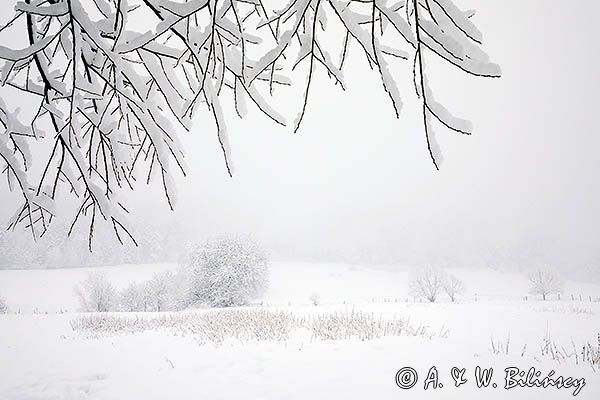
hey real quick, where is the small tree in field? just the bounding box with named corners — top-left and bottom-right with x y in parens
top-left (409, 268), bottom-right (444, 303)
top-left (443, 273), bottom-right (466, 302)
top-left (528, 268), bottom-right (564, 301)
top-left (309, 292), bottom-right (321, 306)
top-left (75, 272), bottom-right (117, 312)
top-left (0, 293), bottom-right (8, 314)
top-left (183, 236), bottom-right (268, 308)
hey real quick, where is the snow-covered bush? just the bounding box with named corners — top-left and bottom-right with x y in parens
top-left (119, 271), bottom-right (175, 312)
top-left (409, 268), bottom-right (444, 303)
top-left (0, 293), bottom-right (8, 314)
top-left (146, 271), bottom-right (174, 312)
top-left (75, 272), bottom-right (117, 312)
top-left (181, 236), bottom-right (269, 308)
top-left (528, 268), bottom-right (564, 301)
top-left (119, 282), bottom-right (148, 312)
top-left (443, 273), bottom-right (466, 302)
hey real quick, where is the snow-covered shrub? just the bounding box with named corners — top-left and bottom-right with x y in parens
top-left (309, 292), bottom-right (321, 306)
top-left (75, 272), bottom-right (117, 312)
top-left (119, 282), bottom-right (148, 312)
top-left (181, 236), bottom-right (269, 308)
top-left (119, 271), bottom-right (175, 312)
top-left (528, 268), bottom-right (564, 301)
top-left (0, 293), bottom-right (8, 314)
top-left (442, 273), bottom-right (466, 302)
top-left (409, 268), bottom-right (444, 303)
top-left (168, 266), bottom-right (196, 311)
top-left (146, 271), bottom-right (174, 311)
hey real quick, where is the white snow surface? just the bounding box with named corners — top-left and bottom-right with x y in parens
top-left (0, 262), bottom-right (599, 399)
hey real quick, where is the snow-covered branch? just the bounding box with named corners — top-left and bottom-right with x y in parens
top-left (0, 0), bottom-right (500, 245)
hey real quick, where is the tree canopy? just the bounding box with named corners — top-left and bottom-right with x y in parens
top-left (0, 0), bottom-right (500, 247)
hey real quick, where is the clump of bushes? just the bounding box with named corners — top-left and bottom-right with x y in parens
top-left (74, 272), bottom-right (117, 312)
top-left (74, 236), bottom-right (269, 312)
top-left (119, 271), bottom-right (174, 312)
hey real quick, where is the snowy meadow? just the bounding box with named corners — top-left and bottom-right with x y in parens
top-left (1, 261), bottom-right (599, 400)
top-left (1, 0), bottom-right (599, 398)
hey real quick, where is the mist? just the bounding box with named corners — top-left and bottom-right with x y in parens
top-left (138, 0), bottom-right (600, 277)
top-left (1, 0), bottom-right (599, 280)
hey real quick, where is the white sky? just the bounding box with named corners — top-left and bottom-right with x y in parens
top-left (1, 1), bottom-right (599, 269)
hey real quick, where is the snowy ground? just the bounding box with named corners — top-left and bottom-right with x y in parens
top-left (1, 262), bottom-right (599, 399)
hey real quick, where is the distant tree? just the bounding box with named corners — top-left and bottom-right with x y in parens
top-left (442, 273), bottom-right (465, 302)
top-left (528, 268), bottom-right (564, 301)
top-left (75, 272), bottom-right (117, 312)
top-left (146, 271), bottom-right (174, 311)
top-left (409, 268), bottom-right (444, 302)
top-left (309, 292), bottom-right (321, 306)
top-left (0, 0), bottom-right (500, 244)
top-left (182, 236), bottom-right (268, 307)
top-left (0, 293), bottom-right (8, 313)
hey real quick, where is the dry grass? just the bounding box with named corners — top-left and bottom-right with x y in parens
top-left (309, 310), bottom-right (432, 341)
top-left (538, 305), bottom-right (596, 315)
top-left (538, 333), bottom-right (600, 370)
top-left (490, 334), bottom-right (511, 355)
top-left (490, 330), bottom-right (600, 371)
top-left (70, 308), bottom-right (437, 344)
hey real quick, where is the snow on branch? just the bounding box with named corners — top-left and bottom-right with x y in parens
top-left (0, 0), bottom-right (500, 245)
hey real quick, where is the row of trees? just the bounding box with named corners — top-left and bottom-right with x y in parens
top-left (1, 265), bottom-right (570, 314)
top-left (76, 264), bottom-right (565, 311)
top-left (76, 236), bottom-right (269, 312)
top-left (409, 267), bottom-right (566, 302)
top-left (0, 220), bottom-right (182, 269)
top-left (409, 268), bottom-right (465, 302)
top-left (75, 270), bottom-right (174, 312)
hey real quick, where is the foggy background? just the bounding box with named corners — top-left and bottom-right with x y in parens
top-left (1, 0), bottom-right (599, 281)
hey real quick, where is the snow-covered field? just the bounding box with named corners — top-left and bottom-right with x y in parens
top-left (1, 262), bottom-right (599, 399)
